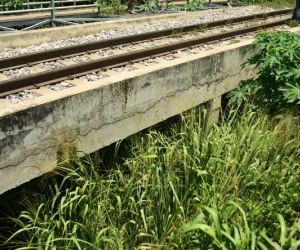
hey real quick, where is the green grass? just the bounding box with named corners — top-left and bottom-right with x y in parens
top-left (259, 0), bottom-right (294, 9)
top-left (1, 106), bottom-right (300, 249)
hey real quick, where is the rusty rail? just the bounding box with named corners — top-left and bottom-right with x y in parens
top-left (0, 8), bottom-right (291, 71)
top-left (0, 16), bottom-right (291, 97)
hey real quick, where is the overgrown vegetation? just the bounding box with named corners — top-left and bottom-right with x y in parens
top-left (1, 27), bottom-right (300, 250)
top-left (285, 19), bottom-right (300, 27)
top-left (182, 0), bottom-right (203, 12)
top-left (138, 0), bottom-right (204, 12)
top-left (259, 0), bottom-right (294, 8)
top-left (3, 0), bottom-right (24, 10)
top-left (228, 31), bottom-right (300, 115)
top-left (96, 0), bottom-right (127, 15)
top-left (1, 104), bottom-right (300, 249)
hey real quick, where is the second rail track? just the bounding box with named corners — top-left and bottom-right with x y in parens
top-left (0, 9), bottom-right (293, 97)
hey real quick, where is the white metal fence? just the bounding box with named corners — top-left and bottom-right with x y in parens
top-left (0, 0), bottom-right (101, 31)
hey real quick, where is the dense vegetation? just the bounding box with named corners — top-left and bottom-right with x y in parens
top-left (228, 31), bottom-right (300, 116)
top-left (1, 105), bottom-right (300, 249)
top-left (1, 31), bottom-right (300, 249)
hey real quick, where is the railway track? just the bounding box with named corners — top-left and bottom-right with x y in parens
top-left (0, 9), bottom-right (293, 98)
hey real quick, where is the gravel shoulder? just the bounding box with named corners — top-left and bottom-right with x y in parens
top-left (0, 6), bottom-right (285, 51)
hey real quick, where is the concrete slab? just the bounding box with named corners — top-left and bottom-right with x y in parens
top-left (0, 99), bottom-right (10, 108)
top-left (0, 38), bottom-right (255, 194)
top-left (1, 27), bottom-right (300, 194)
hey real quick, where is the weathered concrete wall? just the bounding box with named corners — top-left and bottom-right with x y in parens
top-left (0, 40), bottom-right (257, 194)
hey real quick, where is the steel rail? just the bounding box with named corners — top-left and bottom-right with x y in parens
top-left (0, 18), bottom-right (288, 97)
top-left (0, 8), bottom-right (292, 71)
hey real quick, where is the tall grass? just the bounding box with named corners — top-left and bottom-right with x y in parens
top-left (1, 106), bottom-right (300, 249)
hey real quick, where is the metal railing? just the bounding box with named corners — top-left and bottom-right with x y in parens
top-left (0, 0), bottom-right (101, 31)
top-left (1, 0), bottom-right (95, 9)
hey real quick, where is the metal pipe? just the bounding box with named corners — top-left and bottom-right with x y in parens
top-left (51, 0), bottom-right (55, 17)
top-left (22, 19), bottom-right (51, 30)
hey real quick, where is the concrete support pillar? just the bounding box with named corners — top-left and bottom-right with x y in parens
top-left (207, 95), bottom-right (221, 124)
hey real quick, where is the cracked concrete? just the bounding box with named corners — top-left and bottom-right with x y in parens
top-left (0, 36), bottom-right (280, 194)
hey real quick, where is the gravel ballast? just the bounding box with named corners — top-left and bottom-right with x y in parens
top-left (0, 7), bottom-right (281, 59)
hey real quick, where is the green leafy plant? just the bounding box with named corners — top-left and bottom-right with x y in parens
top-left (226, 79), bottom-right (257, 107)
top-left (96, 0), bottom-right (126, 15)
top-left (220, 28), bottom-right (227, 33)
top-left (225, 18), bottom-right (234, 25)
top-left (166, 0), bottom-right (204, 12)
top-left (183, 0), bottom-right (203, 11)
top-left (138, 3), bottom-right (149, 11)
top-left (180, 204), bottom-right (300, 249)
top-left (242, 31), bottom-right (300, 114)
top-left (167, 2), bottom-right (182, 11)
top-left (5, 0), bottom-right (24, 10)
top-left (144, 0), bottom-right (169, 12)
top-left (285, 19), bottom-right (300, 27)
top-left (171, 28), bottom-right (184, 38)
top-left (198, 23), bottom-right (208, 32)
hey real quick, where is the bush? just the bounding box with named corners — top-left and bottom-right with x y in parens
top-left (240, 31), bottom-right (300, 114)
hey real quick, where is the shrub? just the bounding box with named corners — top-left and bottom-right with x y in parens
top-left (241, 31), bottom-right (300, 114)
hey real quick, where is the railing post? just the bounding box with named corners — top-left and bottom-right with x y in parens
top-left (207, 96), bottom-right (221, 124)
top-left (51, 0), bottom-right (56, 26)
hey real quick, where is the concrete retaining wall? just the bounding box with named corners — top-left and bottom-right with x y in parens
top-left (0, 39), bottom-right (258, 194)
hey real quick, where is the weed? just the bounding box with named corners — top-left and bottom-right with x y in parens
top-left (183, 0), bottom-right (203, 11)
top-left (138, 3), bottom-right (149, 11)
top-left (198, 23), bottom-right (208, 32)
top-left (225, 18), bottom-right (233, 25)
top-left (261, 0), bottom-right (294, 8)
top-left (285, 19), bottom-right (300, 27)
top-left (171, 28), bottom-right (184, 38)
top-left (145, 0), bottom-right (169, 13)
top-left (220, 28), bottom-right (227, 33)
top-left (96, 0), bottom-right (127, 15)
top-left (4, 0), bottom-right (24, 10)
top-left (228, 39), bottom-right (241, 45)
top-left (189, 28), bottom-right (199, 36)
top-left (242, 31), bottom-right (300, 114)
top-left (261, 13), bottom-right (268, 20)
top-left (167, 2), bottom-right (182, 11)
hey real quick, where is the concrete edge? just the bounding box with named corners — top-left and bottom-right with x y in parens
top-left (0, 38), bottom-right (254, 117)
